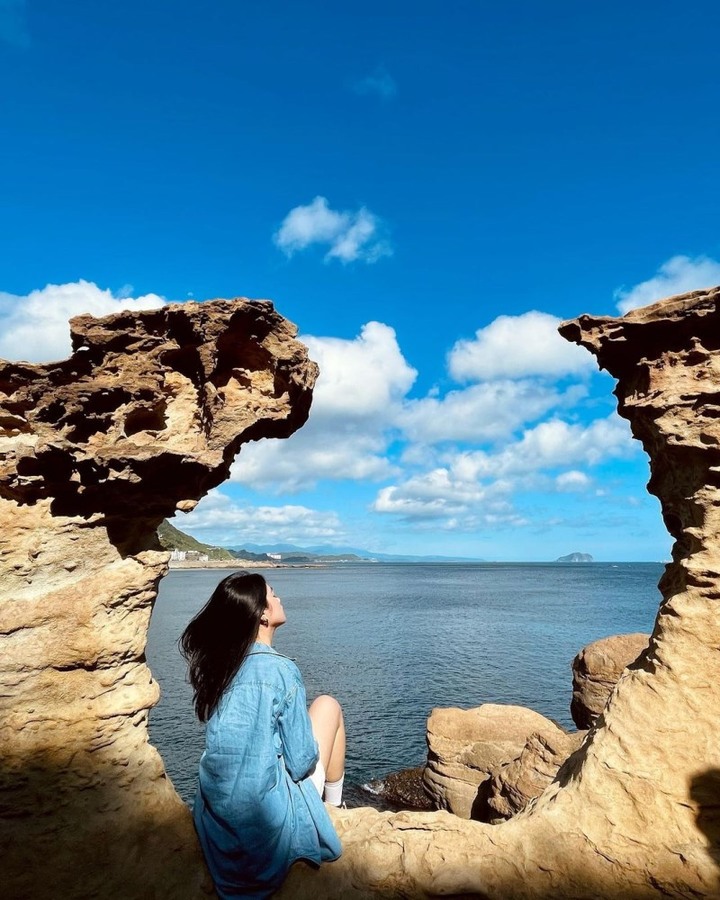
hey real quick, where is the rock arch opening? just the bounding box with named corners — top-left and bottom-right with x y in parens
top-left (3, 289), bottom-right (720, 899)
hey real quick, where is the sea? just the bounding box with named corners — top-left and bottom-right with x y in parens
top-left (146, 562), bottom-right (665, 805)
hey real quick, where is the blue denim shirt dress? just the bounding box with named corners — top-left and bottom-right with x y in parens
top-left (193, 642), bottom-right (342, 899)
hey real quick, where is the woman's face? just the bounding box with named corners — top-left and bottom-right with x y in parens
top-left (265, 584), bottom-right (287, 628)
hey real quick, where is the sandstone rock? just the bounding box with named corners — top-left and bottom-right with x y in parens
top-left (275, 286), bottom-right (720, 898)
top-left (423, 704), bottom-right (565, 819)
top-left (484, 728), bottom-right (587, 822)
top-left (0, 298), bottom-right (317, 900)
top-left (6, 286), bottom-right (720, 900)
top-left (571, 632), bottom-right (650, 728)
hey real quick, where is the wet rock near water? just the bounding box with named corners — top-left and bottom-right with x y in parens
top-left (360, 766), bottom-right (434, 812)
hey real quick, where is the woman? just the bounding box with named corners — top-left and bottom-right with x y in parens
top-left (180, 572), bottom-right (345, 899)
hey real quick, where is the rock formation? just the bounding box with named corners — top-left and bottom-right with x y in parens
top-left (0, 299), bottom-right (317, 899)
top-left (423, 704), bottom-right (567, 819)
top-left (6, 286), bottom-right (720, 900)
top-left (277, 286), bottom-right (720, 898)
top-left (571, 632), bottom-right (650, 729)
top-left (484, 728), bottom-right (586, 823)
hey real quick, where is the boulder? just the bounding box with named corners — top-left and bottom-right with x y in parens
top-left (423, 703), bottom-right (565, 819)
top-left (484, 728), bottom-right (587, 822)
top-left (571, 632), bottom-right (650, 728)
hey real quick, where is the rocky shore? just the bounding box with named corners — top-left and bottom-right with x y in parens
top-left (5, 288), bottom-right (720, 899)
top-left (366, 632), bottom-right (647, 819)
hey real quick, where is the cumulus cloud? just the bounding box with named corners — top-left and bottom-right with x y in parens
top-left (352, 65), bottom-right (397, 100)
top-left (231, 310), bottom-right (610, 497)
top-left (0, 279), bottom-right (166, 362)
top-left (304, 322), bottom-right (417, 419)
top-left (615, 254), bottom-right (720, 314)
top-left (452, 415), bottom-right (635, 481)
top-left (231, 322), bottom-right (417, 491)
top-left (273, 196), bottom-right (392, 264)
top-left (373, 414), bottom-right (634, 528)
top-left (448, 311), bottom-right (595, 382)
top-left (372, 470), bottom-right (525, 530)
top-left (179, 491), bottom-right (346, 546)
top-left (0, 0), bottom-right (29, 47)
top-left (400, 380), bottom-right (587, 444)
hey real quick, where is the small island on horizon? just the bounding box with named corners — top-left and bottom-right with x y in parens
top-left (556, 552), bottom-right (594, 563)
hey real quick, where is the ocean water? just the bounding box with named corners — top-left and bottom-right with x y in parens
top-left (146, 562), bottom-right (664, 803)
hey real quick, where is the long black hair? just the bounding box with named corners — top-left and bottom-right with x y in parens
top-left (179, 572), bottom-right (268, 722)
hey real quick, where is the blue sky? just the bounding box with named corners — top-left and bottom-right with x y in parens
top-left (2, 1), bottom-right (720, 560)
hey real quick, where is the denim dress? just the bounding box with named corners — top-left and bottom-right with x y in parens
top-left (193, 643), bottom-right (342, 899)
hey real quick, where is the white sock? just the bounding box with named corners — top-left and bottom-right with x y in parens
top-left (323, 774), bottom-right (344, 807)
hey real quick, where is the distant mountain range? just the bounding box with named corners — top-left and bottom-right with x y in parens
top-left (158, 522), bottom-right (485, 563)
top-left (236, 541), bottom-right (485, 563)
top-left (159, 520), bottom-right (593, 564)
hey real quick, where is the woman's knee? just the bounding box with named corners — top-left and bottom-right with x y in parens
top-left (309, 694), bottom-right (343, 726)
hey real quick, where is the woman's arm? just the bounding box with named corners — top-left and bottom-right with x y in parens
top-left (277, 677), bottom-right (319, 782)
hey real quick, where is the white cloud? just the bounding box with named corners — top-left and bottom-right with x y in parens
top-left (0, 279), bottom-right (166, 363)
top-left (373, 414), bottom-right (634, 527)
top-left (234, 430), bottom-right (396, 492)
top-left (304, 322), bottom-right (417, 419)
top-left (273, 196), bottom-right (392, 264)
top-left (448, 311), bottom-right (595, 382)
top-left (615, 254), bottom-right (720, 314)
top-left (231, 312), bottom-right (610, 496)
top-left (179, 491), bottom-right (346, 545)
top-left (373, 470), bottom-right (524, 530)
top-left (400, 380), bottom-right (587, 444)
top-left (231, 322), bottom-right (416, 491)
top-left (555, 470), bottom-right (592, 492)
top-left (353, 65), bottom-right (397, 100)
top-left (452, 415), bottom-right (635, 481)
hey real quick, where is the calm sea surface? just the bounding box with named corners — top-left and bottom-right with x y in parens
top-left (146, 562), bottom-right (664, 803)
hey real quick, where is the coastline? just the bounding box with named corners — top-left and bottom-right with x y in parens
top-left (167, 559), bottom-right (325, 570)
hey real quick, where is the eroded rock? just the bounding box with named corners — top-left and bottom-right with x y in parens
top-left (571, 632), bottom-right (650, 729)
top-left (484, 728), bottom-right (587, 823)
top-left (423, 704), bottom-right (565, 819)
top-left (0, 298), bottom-right (317, 900)
top-left (276, 285), bottom-right (720, 898)
top-left (6, 287), bottom-right (720, 900)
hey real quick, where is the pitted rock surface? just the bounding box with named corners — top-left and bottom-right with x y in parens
top-left (0, 298), bottom-right (317, 900)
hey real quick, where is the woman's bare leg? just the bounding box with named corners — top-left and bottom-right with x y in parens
top-left (308, 694), bottom-right (345, 783)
